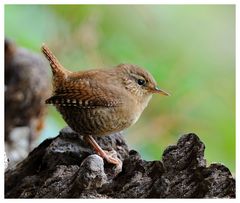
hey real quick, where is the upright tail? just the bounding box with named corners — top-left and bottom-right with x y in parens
top-left (41, 44), bottom-right (71, 78)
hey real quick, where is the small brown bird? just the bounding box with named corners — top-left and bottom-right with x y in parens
top-left (42, 44), bottom-right (169, 167)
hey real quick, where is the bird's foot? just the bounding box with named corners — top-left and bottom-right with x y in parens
top-left (84, 135), bottom-right (122, 170)
top-left (102, 149), bottom-right (122, 167)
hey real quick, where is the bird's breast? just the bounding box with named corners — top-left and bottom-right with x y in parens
top-left (124, 94), bottom-right (152, 127)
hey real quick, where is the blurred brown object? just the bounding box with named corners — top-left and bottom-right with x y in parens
top-left (5, 39), bottom-right (51, 159)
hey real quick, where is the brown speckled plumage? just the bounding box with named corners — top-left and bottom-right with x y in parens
top-left (42, 44), bottom-right (169, 166)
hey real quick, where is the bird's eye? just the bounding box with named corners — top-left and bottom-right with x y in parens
top-left (137, 78), bottom-right (146, 86)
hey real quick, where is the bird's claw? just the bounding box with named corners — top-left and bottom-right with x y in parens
top-left (102, 149), bottom-right (122, 171)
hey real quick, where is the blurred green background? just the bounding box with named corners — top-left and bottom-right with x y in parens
top-left (5, 5), bottom-right (235, 172)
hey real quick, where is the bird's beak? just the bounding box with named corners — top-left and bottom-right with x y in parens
top-left (152, 86), bottom-right (170, 96)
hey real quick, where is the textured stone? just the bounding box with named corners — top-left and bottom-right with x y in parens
top-left (5, 127), bottom-right (235, 198)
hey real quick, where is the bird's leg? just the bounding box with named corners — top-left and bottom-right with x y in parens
top-left (84, 135), bottom-right (122, 166)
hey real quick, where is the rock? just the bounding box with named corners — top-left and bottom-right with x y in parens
top-left (4, 127), bottom-right (235, 198)
top-left (5, 38), bottom-right (51, 167)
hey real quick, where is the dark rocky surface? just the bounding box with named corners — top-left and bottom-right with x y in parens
top-left (5, 127), bottom-right (235, 198)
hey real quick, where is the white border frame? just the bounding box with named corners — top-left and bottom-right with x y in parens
top-left (1, 0), bottom-right (238, 201)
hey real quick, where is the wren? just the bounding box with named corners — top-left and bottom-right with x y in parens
top-left (42, 44), bottom-right (169, 167)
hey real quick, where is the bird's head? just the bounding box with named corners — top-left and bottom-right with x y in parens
top-left (116, 64), bottom-right (169, 103)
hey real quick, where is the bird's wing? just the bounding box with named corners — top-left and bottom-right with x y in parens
top-left (46, 82), bottom-right (122, 108)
